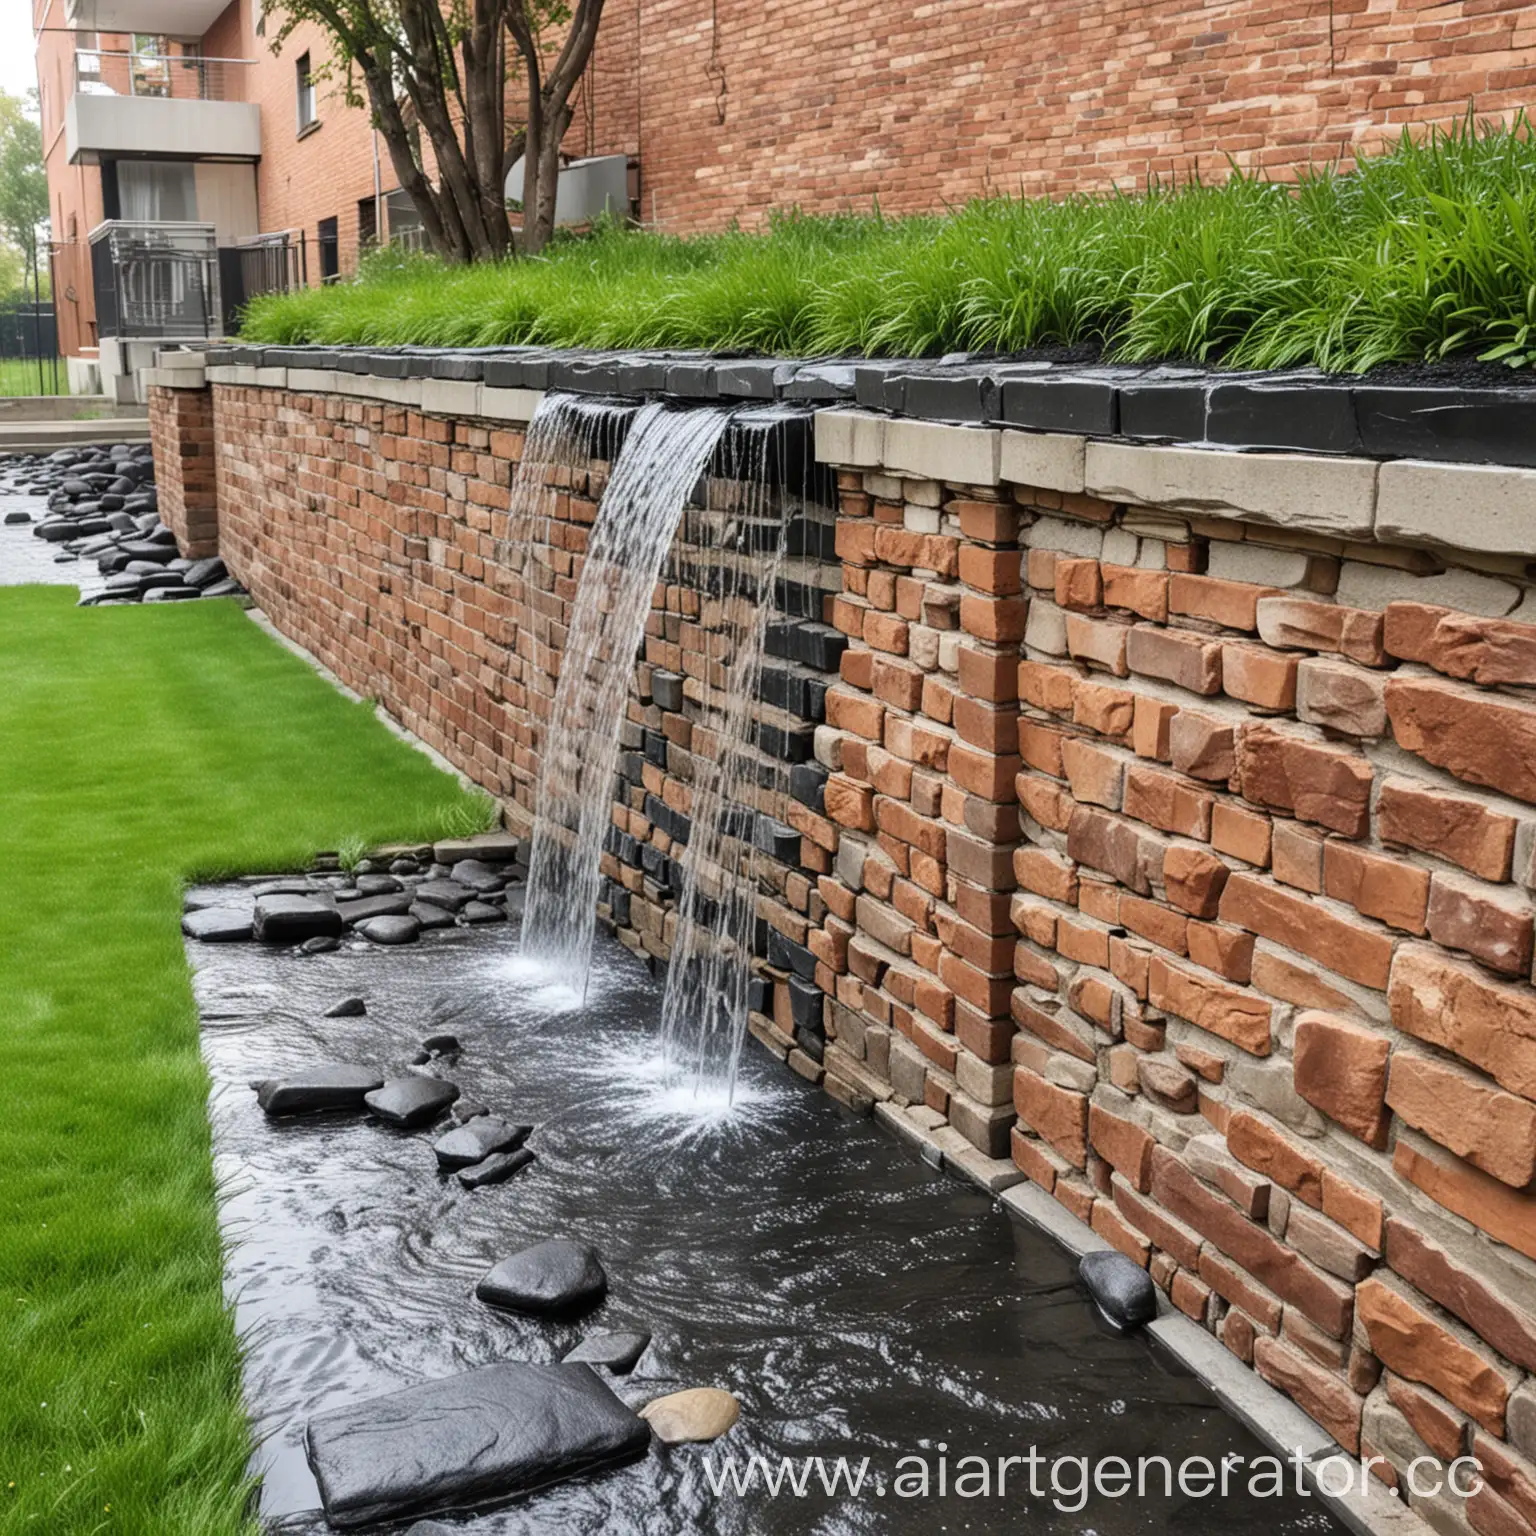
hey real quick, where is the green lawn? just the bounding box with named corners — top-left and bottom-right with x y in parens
top-left (243, 112), bottom-right (1536, 373)
top-left (0, 588), bottom-right (492, 1535)
top-left (0, 358), bottom-right (63, 397)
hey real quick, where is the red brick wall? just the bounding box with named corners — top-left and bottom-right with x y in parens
top-left (171, 377), bottom-right (1536, 1524)
top-left (149, 386), bottom-right (219, 559)
top-left (618, 0), bottom-right (1536, 230)
top-left (823, 452), bottom-right (1536, 1519)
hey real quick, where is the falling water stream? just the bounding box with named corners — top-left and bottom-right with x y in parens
top-left (658, 409), bottom-right (810, 1104)
top-left (519, 402), bottom-right (732, 996)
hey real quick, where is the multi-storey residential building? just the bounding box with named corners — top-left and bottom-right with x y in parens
top-left (34, 0), bottom-right (1536, 394)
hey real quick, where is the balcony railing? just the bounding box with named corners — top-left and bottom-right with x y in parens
top-left (74, 48), bottom-right (248, 103)
top-left (89, 221), bottom-right (221, 340)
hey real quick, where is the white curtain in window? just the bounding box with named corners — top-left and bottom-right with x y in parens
top-left (117, 161), bottom-right (197, 223)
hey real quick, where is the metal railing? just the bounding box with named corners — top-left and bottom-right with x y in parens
top-left (74, 48), bottom-right (249, 103)
top-left (89, 221), bottom-right (221, 340)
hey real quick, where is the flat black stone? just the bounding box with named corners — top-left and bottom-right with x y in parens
top-left (357, 914), bottom-right (422, 945)
top-left (323, 997), bottom-right (367, 1018)
top-left (337, 892), bottom-right (415, 924)
top-left (1206, 377), bottom-right (1361, 455)
top-left (451, 860), bottom-right (506, 893)
top-left (1080, 1250), bottom-right (1157, 1332)
top-left (422, 1032), bottom-right (460, 1054)
top-left (414, 879), bottom-right (475, 912)
top-left (301, 935), bottom-right (341, 954)
top-left (1354, 384), bottom-right (1536, 466)
top-left (433, 1117), bottom-right (532, 1170)
top-left (303, 1361), bottom-right (648, 1529)
top-left (1117, 375), bottom-right (1209, 441)
top-left (182, 906), bottom-right (254, 942)
top-left (997, 373), bottom-right (1119, 435)
top-left (410, 901), bottom-right (458, 931)
top-left (781, 363), bottom-right (857, 401)
top-left (457, 1147), bottom-right (536, 1189)
top-left (365, 1076), bottom-right (460, 1127)
top-left (255, 1065), bottom-right (384, 1117)
top-left (253, 895), bottom-right (344, 943)
top-left (562, 1331), bottom-right (651, 1374)
top-left (715, 358), bottom-right (798, 399)
top-left (477, 1238), bottom-right (607, 1316)
top-left (460, 900), bottom-right (505, 924)
top-left (354, 873), bottom-right (404, 896)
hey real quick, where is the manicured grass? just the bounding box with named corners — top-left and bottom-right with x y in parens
top-left (0, 589), bottom-right (493, 1535)
top-left (0, 358), bottom-right (63, 397)
top-left (241, 113), bottom-right (1536, 373)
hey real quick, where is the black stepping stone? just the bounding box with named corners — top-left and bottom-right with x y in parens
top-left (323, 997), bottom-right (367, 1018)
top-left (357, 914), bottom-right (422, 945)
top-left (562, 1331), bottom-right (651, 1374)
top-left (414, 879), bottom-right (475, 912)
top-left (253, 895), bottom-right (343, 943)
top-left (433, 1117), bottom-right (531, 1170)
top-left (303, 1361), bottom-right (648, 1529)
top-left (477, 1239), bottom-right (607, 1316)
top-left (364, 1076), bottom-right (459, 1127)
top-left (254, 1065), bottom-right (383, 1117)
top-left (181, 906), bottom-right (254, 942)
top-left (458, 1148), bottom-right (536, 1189)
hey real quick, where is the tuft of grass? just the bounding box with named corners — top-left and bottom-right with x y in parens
top-left (0, 589), bottom-right (493, 1534)
top-left (242, 113), bottom-right (1536, 372)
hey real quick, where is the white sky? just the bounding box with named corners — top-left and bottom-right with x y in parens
top-left (2, 7), bottom-right (40, 104)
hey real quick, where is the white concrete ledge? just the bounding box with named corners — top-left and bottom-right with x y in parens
top-left (420, 378), bottom-right (481, 417)
top-left (197, 364), bottom-right (546, 424)
top-left (883, 417), bottom-right (1000, 485)
top-left (478, 386), bottom-right (545, 424)
top-left (1000, 429), bottom-right (1087, 494)
top-left (1376, 458), bottom-right (1536, 556)
top-left (814, 409), bottom-right (886, 468)
top-left (141, 366), bottom-right (205, 391)
top-left (1085, 440), bottom-right (1380, 539)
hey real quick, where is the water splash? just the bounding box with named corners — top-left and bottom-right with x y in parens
top-left (520, 401), bottom-right (732, 988)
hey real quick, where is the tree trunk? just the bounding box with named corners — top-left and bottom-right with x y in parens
top-left (506, 0), bottom-right (607, 258)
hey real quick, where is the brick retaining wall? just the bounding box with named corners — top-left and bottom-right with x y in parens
top-left (147, 382), bottom-right (218, 560)
top-left (162, 371), bottom-right (1536, 1533)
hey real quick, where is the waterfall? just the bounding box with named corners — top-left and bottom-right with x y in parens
top-left (518, 401), bottom-right (732, 994)
top-left (657, 408), bottom-right (819, 1104)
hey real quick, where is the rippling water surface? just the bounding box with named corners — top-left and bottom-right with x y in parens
top-left (192, 894), bottom-right (1344, 1535)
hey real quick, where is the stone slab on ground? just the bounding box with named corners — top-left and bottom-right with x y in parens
top-left (303, 1361), bottom-right (650, 1528)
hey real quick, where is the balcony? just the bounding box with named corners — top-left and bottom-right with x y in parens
top-left (89, 221), bottom-right (222, 341)
top-left (65, 0), bottom-right (231, 35)
top-left (66, 49), bottom-right (259, 165)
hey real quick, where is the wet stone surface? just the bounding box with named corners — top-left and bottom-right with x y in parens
top-left (0, 444), bottom-right (251, 606)
top-left (192, 893), bottom-right (1348, 1534)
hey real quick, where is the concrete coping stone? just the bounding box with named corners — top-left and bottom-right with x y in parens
top-left (140, 366), bottom-right (205, 391)
top-left (191, 343), bottom-right (1536, 469)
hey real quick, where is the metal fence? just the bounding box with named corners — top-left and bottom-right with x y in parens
top-left (89, 221), bottom-right (221, 341)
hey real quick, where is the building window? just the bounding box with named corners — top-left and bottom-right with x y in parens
top-left (296, 52), bottom-right (317, 134)
top-left (317, 216), bottom-right (339, 282)
top-left (357, 194), bottom-right (378, 251)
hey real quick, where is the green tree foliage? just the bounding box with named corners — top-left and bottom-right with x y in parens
top-left (260, 0), bottom-right (605, 262)
top-left (0, 90), bottom-right (47, 297)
